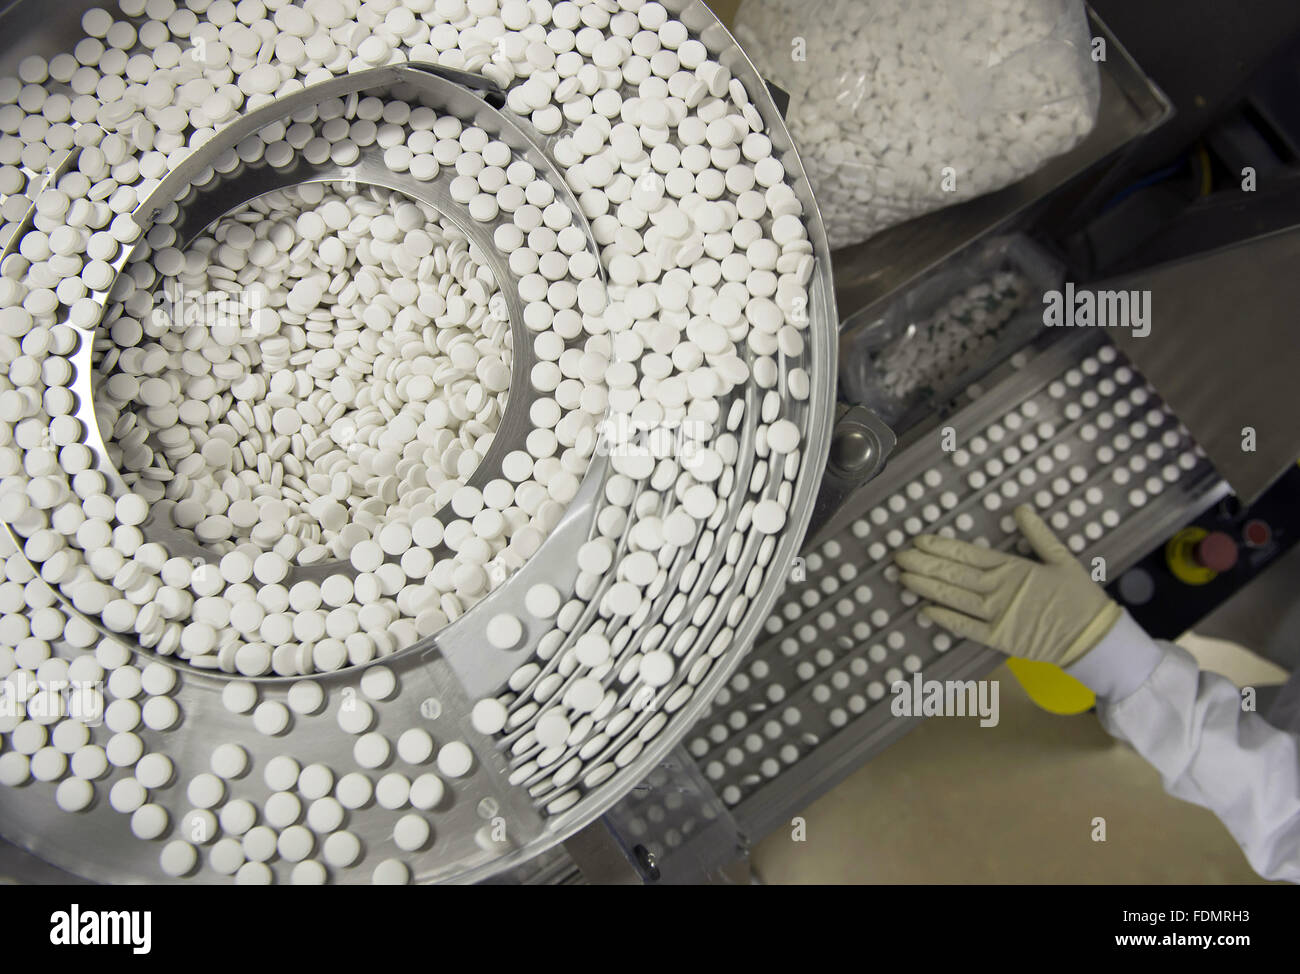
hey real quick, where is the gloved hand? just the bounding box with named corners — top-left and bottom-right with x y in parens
top-left (894, 504), bottom-right (1122, 667)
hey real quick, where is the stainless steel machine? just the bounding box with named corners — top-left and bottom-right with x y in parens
top-left (0, 0), bottom-right (840, 884)
top-left (2, 0), bottom-right (1296, 885)
top-left (488, 7), bottom-right (1300, 884)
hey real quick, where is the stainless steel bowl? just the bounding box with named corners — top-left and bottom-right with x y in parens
top-left (0, 0), bottom-right (837, 883)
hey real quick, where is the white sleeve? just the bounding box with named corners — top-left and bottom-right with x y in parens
top-left (1066, 610), bottom-right (1300, 883)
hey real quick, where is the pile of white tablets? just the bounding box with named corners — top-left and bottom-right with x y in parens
top-left (97, 183), bottom-right (513, 561)
top-left (872, 270), bottom-right (1029, 401)
top-left (8, 82), bottom-right (614, 675)
top-left (734, 0), bottom-right (1099, 248)
top-left (0, 0), bottom-right (823, 881)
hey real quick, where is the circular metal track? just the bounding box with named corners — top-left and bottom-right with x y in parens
top-left (0, 0), bottom-right (836, 884)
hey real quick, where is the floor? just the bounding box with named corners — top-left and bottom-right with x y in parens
top-left (750, 633), bottom-right (1289, 883)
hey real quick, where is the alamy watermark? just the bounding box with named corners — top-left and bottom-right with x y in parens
top-left (890, 673), bottom-right (1000, 727)
top-left (49, 905), bottom-right (150, 954)
top-left (594, 414), bottom-right (714, 472)
top-left (1042, 283), bottom-right (1151, 338)
top-left (150, 281), bottom-right (268, 339)
top-left (0, 674), bottom-right (104, 725)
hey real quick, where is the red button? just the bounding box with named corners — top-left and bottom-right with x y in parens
top-left (1244, 520), bottom-right (1271, 548)
top-left (1194, 531), bottom-right (1238, 572)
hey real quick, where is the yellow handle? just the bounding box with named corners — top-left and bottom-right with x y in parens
top-left (1005, 657), bottom-right (1097, 715)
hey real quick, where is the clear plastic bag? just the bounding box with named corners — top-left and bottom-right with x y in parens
top-left (734, 0), bottom-right (1101, 249)
top-left (839, 235), bottom-right (1064, 430)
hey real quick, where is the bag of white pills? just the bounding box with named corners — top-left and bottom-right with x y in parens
top-left (733, 0), bottom-right (1101, 249)
top-left (839, 235), bottom-right (1064, 428)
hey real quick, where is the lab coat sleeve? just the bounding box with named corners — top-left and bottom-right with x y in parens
top-left (1065, 610), bottom-right (1300, 883)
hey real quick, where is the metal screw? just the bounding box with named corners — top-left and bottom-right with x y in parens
top-left (633, 844), bottom-right (660, 881)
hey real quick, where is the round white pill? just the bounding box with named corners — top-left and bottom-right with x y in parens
top-left (375, 772), bottom-right (410, 809)
top-left (109, 778), bottom-right (145, 813)
top-left (524, 584), bottom-right (561, 619)
top-left (393, 814), bottom-right (430, 852)
top-left (131, 804), bottom-right (168, 840)
top-left (210, 743), bottom-right (248, 779)
top-left (220, 800), bottom-right (257, 837)
top-left (55, 777), bottom-right (94, 813)
top-left (140, 662), bottom-right (177, 696)
top-left (323, 827), bottom-right (364, 868)
top-left (291, 861), bottom-right (327, 885)
top-left (236, 862), bottom-right (273, 885)
top-left (337, 700), bottom-right (374, 735)
top-left (409, 773), bottom-right (445, 811)
top-left (187, 773), bottom-right (225, 809)
top-left (278, 825), bottom-right (315, 863)
top-left (142, 696), bottom-right (180, 731)
top-left (373, 858), bottom-right (410, 885)
top-left (640, 651), bottom-right (675, 687)
top-left (397, 728), bottom-right (434, 765)
top-left (336, 772), bottom-right (372, 810)
top-left (436, 742), bottom-right (474, 778)
top-left (304, 798), bottom-right (345, 836)
top-left (471, 699), bottom-right (508, 735)
top-left (135, 753), bottom-right (173, 789)
top-left (486, 613), bottom-right (523, 649)
top-left (253, 701), bottom-right (290, 736)
top-left (360, 666), bottom-right (397, 701)
top-left (160, 840), bottom-right (198, 877)
top-left (354, 732), bottom-right (390, 769)
top-left (222, 681), bottom-right (258, 714)
top-left (209, 838), bottom-right (245, 876)
top-left (298, 764), bottom-right (335, 802)
top-left (287, 681), bottom-right (324, 715)
top-left (243, 826), bottom-right (278, 863)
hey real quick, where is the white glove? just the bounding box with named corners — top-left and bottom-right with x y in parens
top-left (895, 504), bottom-right (1122, 666)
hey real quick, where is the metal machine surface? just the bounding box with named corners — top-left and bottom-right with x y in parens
top-left (546, 3), bottom-right (1300, 879)
top-left (1106, 227), bottom-right (1300, 506)
top-left (0, 0), bottom-right (837, 883)
top-left (547, 4), bottom-right (1298, 883)
top-left (534, 325), bottom-right (1234, 882)
top-left (700, 330), bottom-right (1229, 839)
top-left (1, 0), bottom-right (1291, 887)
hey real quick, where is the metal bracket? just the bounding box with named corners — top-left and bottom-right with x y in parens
top-left (563, 817), bottom-right (662, 885)
top-left (805, 405), bottom-right (897, 545)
